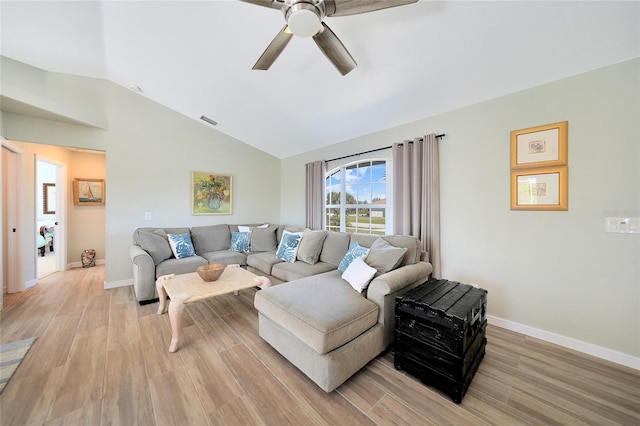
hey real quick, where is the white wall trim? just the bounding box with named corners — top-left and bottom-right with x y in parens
top-left (488, 315), bottom-right (640, 371)
top-left (104, 278), bottom-right (132, 290)
top-left (25, 278), bottom-right (37, 290)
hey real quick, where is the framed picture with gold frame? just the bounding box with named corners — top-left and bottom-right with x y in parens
top-left (511, 166), bottom-right (568, 211)
top-left (510, 121), bottom-right (568, 169)
top-left (73, 178), bottom-right (105, 206)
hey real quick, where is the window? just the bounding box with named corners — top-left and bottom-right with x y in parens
top-left (326, 159), bottom-right (388, 235)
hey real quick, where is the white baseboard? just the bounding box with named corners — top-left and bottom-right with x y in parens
top-left (104, 279), bottom-right (132, 290)
top-left (488, 315), bottom-right (640, 371)
top-left (25, 279), bottom-right (38, 290)
top-left (67, 258), bottom-right (106, 270)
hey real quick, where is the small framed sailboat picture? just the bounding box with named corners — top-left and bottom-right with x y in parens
top-left (73, 178), bottom-right (105, 206)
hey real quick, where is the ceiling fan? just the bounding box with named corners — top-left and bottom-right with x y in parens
top-left (240, 0), bottom-right (418, 75)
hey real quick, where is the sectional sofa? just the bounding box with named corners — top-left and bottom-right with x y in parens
top-left (130, 223), bottom-right (433, 391)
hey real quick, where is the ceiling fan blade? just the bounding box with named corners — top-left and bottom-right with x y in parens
top-left (252, 26), bottom-right (293, 70)
top-left (312, 22), bottom-right (357, 75)
top-left (325, 0), bottom-right (418, 17)
top-left (238, 0), bottom-right (282, 11)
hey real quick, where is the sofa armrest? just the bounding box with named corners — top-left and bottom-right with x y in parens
top-left (366, 261), bottom-right (434, 348)
top-left (130, 245), bottom-right (157, 302)
top-left (367, 261), bottom-right (433, 298)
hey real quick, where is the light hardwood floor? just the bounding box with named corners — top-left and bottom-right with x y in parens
top-left (1, 265), bottom-right (638, 425)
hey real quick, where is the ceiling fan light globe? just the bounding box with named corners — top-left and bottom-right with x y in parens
top-left (287, 8), bottom-right (321, 37)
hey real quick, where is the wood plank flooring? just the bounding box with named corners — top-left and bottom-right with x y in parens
top-left (1, 265), bottom-right (638, 425)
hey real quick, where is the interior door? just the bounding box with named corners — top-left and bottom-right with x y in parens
top-left (2, 144), bottom-right (22, 301)
top-left (36, 156), bottom-right (67, 278)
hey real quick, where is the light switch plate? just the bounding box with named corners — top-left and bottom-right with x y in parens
top-left (144, 211), bottom-right (152, 221)
top-left (606, 217), bottom-right (639, 233)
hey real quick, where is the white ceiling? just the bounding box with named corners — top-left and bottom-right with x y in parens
top-left (1, 1), bottom-right (638, 158)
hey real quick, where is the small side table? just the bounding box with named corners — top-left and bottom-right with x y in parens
top-left (394, 278), bottom-right (488, 403)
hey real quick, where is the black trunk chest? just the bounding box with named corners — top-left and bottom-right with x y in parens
top-left (394, 279), bottom-right (487, 403)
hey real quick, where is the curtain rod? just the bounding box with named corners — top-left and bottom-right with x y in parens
top-left (325, 133), bottom-right (445, 163)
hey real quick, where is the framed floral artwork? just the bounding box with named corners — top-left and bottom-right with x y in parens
top-left (192, 172), bottom-right (232, 215)
top-left (73, 178), bottom-right (105, 206)
top-left (511, 166), bottom-right (568, 211)
top-left (510, 121), bottom-right (568, 169)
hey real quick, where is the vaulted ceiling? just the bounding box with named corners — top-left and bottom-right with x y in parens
top-left (1, 1), bottom-right (638, 158)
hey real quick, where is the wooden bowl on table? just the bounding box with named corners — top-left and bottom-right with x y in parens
top-left (196, 264), bottom-right (226, 282)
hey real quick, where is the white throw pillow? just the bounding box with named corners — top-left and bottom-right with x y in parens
top-left (342, 256), bottom-right (377, 293)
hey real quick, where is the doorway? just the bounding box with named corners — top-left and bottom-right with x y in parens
top-left (35, 156), bottom-right (66, 280)
top-left (36, 159), bottom-right (58, 278)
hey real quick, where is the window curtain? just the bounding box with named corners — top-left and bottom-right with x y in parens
top-left (305, 160), bottom-right (325, 230)
top-left (392, 134), bottom-right (441, 278)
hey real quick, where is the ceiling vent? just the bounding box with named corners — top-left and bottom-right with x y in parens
top-left (200, 115), bottom-right (218, 126)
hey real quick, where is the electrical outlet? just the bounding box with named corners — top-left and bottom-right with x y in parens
top-left (606, 217), bottom-right (639, 234)
top-left (144, 212), bottom-right (152, 221)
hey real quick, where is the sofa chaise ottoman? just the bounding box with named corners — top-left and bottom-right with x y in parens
top-left (254, 234), bottom-right (433, 392)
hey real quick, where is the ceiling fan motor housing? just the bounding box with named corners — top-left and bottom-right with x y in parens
top-left (285, 1), bottom-right (325, 37)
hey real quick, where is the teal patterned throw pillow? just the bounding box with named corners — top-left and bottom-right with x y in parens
top-left (276, 230), bottom-right (303, 263)
top-left (167, 233), bottom-right (196, 259)
top-left (338, 242), bottom-right (370, 273)
top-left (230, 231), bottom-right (251, 253)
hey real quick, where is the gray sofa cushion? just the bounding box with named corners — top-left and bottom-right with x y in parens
top-left (247, 251), bottom-right (283, 275)
top-left (382, 235), bottom-right (421, 265)
top-left (136, 229), bottom-right (172, 264)
top-left (284, 225), bottom-right (305, 233)
top-left (250, 225), bottom-right (278, 252)
top-left (190, 224), bottom-right (231, 254)
top-left (319, 232), bottom-right (350, 266)
top-left (297, 229), bottom-right (328, 265)
top-left (348, 234), bottom-right (377, 247)
top-left (365, 238), bottom-right (408, 276)
top-left (134, 227), bottom-right (190, 244)
top-left (155, 255), bottom-right (208, 278)
top-left (201, 250), bottom-right (247, 265)
top-left (161, 227), bottom-right (192, 237)
top-left (254, 270), bottom-right (379, 354)
top-left (350, 234), bottom-right (421, 266)
top-left (271, 260), bottom-right (337, 282)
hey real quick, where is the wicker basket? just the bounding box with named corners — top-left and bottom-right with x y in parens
top-left (196, 264), bottom-right (226, 282)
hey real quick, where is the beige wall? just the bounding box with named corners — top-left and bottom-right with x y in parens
top-left (280, 59), bottom-right (640, 359)
top-left (67, 151), bottom-right (106, 264)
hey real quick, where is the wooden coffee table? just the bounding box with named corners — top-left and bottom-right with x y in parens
top-left (156, 266), bottom-right (259, 352)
